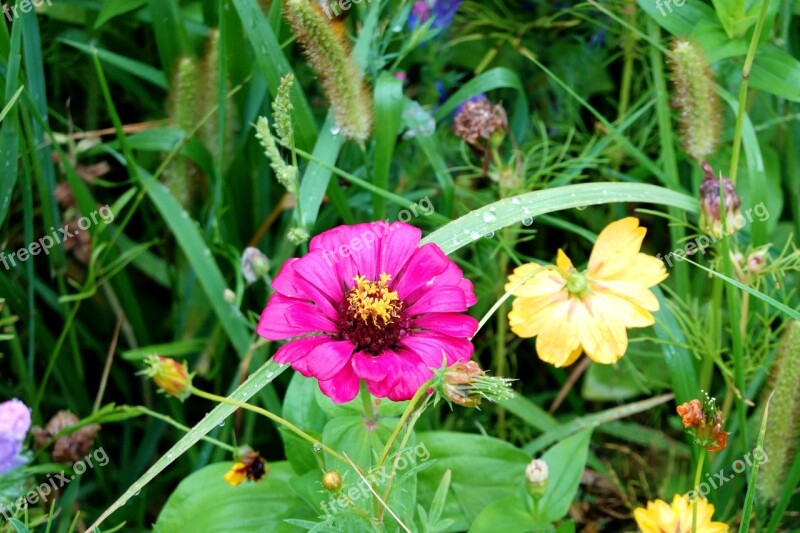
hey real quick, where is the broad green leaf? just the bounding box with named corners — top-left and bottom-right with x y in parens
top-left (749, 44), bottom-right (800, 102)
top-left (636, 0), bottom-right (719, 36)
top-left (149, 0), bottom-right (189, 78)
top-left (373, 73), bottom-right (404, 219)
top-left (416, 432), bottom-right (529, 532)
top-left (537, 429), bottom-right (592, 522)
top-left (280, 373), bottom-right (330, 475)
top-left (153, 462), bottom-right (312, 532)
top-left (468, 498), bottom-right (543, 533)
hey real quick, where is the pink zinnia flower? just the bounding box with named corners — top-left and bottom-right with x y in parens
top-left (0, 399), bottom-right (31, 474)
top-left (258, 222), bottom-right (478, 403)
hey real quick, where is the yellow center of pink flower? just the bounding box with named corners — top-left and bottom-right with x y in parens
top-left (347, 274), bottom-right (403, 327)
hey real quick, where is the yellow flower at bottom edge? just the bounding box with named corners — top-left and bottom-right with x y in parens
top-left (506, 217), bottom-right (668, 367)
top-left (634, 494), bottom-right (729, 533)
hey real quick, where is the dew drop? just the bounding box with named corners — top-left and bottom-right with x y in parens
top-left (521, 217), bottom-right (534, 226)
top-left (469, 231), bottom-right (480, 241)
top-left (330, 125), bottom-right (341, 135)
top-left (482, 212), bottom-right (497, 223)
top-left (484, 231), bottom-right (495, 239)
top-left (511, 198), bottom-right (520, 205)
top-left (313, 443), bottom-right (323, 452)
top-left (576, 205), bottom-right (587, 211)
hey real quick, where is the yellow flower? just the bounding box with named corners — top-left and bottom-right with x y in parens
top-left (506, 218), bottom-right (668, 367)
top-left (634, 494), bottom-right (729, 532)
top-left (223, 462), bottom-right (247, 487)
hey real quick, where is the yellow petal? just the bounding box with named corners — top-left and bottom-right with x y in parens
top-left (575, 294), bottom-right (629, 364)
top-left (588, 217), bottom-right (648, 280)
top-left (589, 287), bottom-right (656, 329)
top-left (534, 298), bottom-right (584, 367)
top-left (224, 463), bottom-right (246, 487)
top-left (555, 249), bottom-right (576, 274)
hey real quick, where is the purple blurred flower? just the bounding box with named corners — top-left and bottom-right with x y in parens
top-left (408, 0), bottom-right (462, 31)
top-left (0, 399), bottom-right (31, 474)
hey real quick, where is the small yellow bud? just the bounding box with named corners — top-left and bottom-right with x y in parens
top-left (321, 470), bottom-right (342, 492)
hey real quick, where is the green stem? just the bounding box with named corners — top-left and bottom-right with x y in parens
top-left (728, 0), bottom-right (771, 184)
top-left (360, 381), bottom-right (376, 424)
top-left (377, 381), bottom-right (431, 468)
top-left (190, 387), bottom-right (366, 474)
top-left (692, 448), bottom-right (707, 533)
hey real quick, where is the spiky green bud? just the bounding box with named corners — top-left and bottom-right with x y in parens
top-left (669, 39), bottom-right (721, 162)
top-left (254, 116), bottom-right (298, 194)
top-left (287, 227), bottom-right (310, 244)
top-left (273, 74), bottom-right (295, 146)
top-left (758, 321), bottom-right (800, 502)
top-left (284, 0), bottom-right (372, 142)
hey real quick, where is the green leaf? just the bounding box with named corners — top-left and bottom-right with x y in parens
top-left (0, 20), bottom-right (21, 229)
top-left (373, 73), bottom-right (404, 219)
top-left (95, 0), bottom-right (148, 28)
top-left (749, 44), bottom-right (800, 102)
top-left (523, 394), bottom-right (673, 455)
top-left (153, 462), bottom-right (312, 532)
top-left (148, 0), bottom-right (190, 78)
top-left (739, 394), bottom-right (771, 531)
top-left (636, 0), bottom-right (719, 36)
top-left (280, 373), bottom-right (330, 475)
top-left (416, 432), bottom-right (529, 532)
top-left (423, 183), bottom-right (697, 254)
top-left (434, 67), bottom-right (526, 121)
top-left (468, 498), bottom-right (543, 533)
top-left (59, 38), bottom-right (168, 89)
top-left (536, 429), bottom-right (592, 522)
top-left (652, 287), bottom-right (698, 406)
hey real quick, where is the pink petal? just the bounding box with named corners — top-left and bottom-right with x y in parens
top-left (405, 261), bottom-right (476, 307)
top-left (271, 259), bottom-right (339, 319)
top-left (351, 351), bottom-right (390, 382)
top-left (393, 244), bottom-right (450, 299)
top-left (365, 348), bottom-right (432, 401)
top-left (411, 313), bottom-right (479, 337)
top-left (379, 222), bottom-right (421, 276)
top-left (293, 340), bottom-right (355, 381)
top-left (405, 286), bottom-right (467, 316)
top-left (257, 293), bottom-right (337, 340)
top-left (318, 364), bottom-right (362, 404)
top-left (399, 332), bottom-right (474, 368)
top-left (273, 336), bottom-right (331, 364)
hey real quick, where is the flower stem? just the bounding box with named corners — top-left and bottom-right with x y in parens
top-left (189, 386), bottom-right (366, 474)
top-left (692, 447), bottom-right (706, 533)
top-left (360, 381), bottom-right (376, 424)
top-left (728, 0), bottom-right (771, 184)
top-left (377, 381), bottom-right (431, 468)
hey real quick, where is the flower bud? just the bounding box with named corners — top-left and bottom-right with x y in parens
top-left (746, 248), bottom-right (769, 275)
top-left (224, 447), bottom-right (268, 487)
top-left (699, 161), bottom-right (741, 239)
top-left (525, 459), bottom-right (548, 499)
top-left (676, 392), bottom-right (727, 452)
top-left (434, 359), bottom-right (515, 408)
top-left (140, 355), bottom-right (193, 400)
top-left (322, 470), bottom-right (343, 492)
top-left (241, 247), bottom-right (271, 285)
top-left (287, 227), bottom-right (310, 244)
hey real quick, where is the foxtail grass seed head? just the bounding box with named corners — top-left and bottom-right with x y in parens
top-left (200, 29), bottom-right (237, 167)
top-left (139, 355), bottom-right (193, 401)
top-left (699, 161), bottom-right (742, 239)
top-left (758, 321), bottom-right (800, 502)
top-left (676, 392), bottom-right (727, 452)
top-left (434, 360), bottom-right (515, 408)
top-left (669, 39), bottom-right (721, 161)
top-left (224, 447), bottom-right (268, 487)
top-left (322, 470), bottom-right (343, 492)
top-left (165, 56), bottom-right (200, 208)
top-left (254, 116), bottom-right (298, 194)
top-left (525, 459), bottom-right (548, 499)
top-left (284, 0), bottom-right (372, 142)
top-left (241, 247), bottom-right (271, 285)
top-left (273, 74), bottom-right (295, 146)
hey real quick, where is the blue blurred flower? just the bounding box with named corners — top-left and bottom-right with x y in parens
top-left (408, 0), bottom-right (462, 31)
top-left (455, 93), bottom-right (489, 115)
top-left (0, 399), bottom-right (31, 474)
